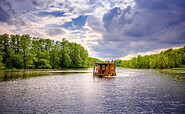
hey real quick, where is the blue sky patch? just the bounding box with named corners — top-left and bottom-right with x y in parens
top-left (37, 11), bottom-right (65, 17)
top-left (62, 15), bottom-right (87, 29)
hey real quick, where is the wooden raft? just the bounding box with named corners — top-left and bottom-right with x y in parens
top-left (93, 61), bottom-right (116, 76)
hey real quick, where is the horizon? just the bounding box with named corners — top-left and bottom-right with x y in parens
top-left (0, 0), bottom-right (185, 61)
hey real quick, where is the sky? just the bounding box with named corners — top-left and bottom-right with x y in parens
top-left (0, 0), bottom-right (185, 60)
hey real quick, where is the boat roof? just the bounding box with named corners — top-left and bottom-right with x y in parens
top-left (94, 63), bottom-right (115, 65)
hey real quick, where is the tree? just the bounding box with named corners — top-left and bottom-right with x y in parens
top-left (50, 41), bottom-right (60, 68)
top-left (1, 34), bottom-right (10, 64)
top-left (6, 49), bottom-right (23, 69)
top-left (0, 34), bottom-right (95, 69)
top-left (0, 52), bottom-right (5, 69)
top-left (80, 47), bottom-right (88, 67)
top-left (60, 38), bottom-right (71, 68)
top-left (121, 47), bottom-right (185, 69)
top-left (20, 34), bottom-right (31, 69)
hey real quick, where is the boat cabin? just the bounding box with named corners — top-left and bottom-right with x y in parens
top-left (93, 61), bottom-right (116, 76)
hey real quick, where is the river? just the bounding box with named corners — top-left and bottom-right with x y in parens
top-left (0, 68), bottom-right (185, 113)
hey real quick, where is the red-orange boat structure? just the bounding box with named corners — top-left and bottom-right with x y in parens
top-left (93, 61), bottom-right (116, 76)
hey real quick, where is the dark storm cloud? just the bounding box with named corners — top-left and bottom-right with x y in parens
top-left (103, 6), bottom-right (132, 33)
top-left (31, 0), bottom-right (43, 6)
top-left (103, 7), bottom-right (121, 33)
top-left (0, 4), bottom-right (11, 23)
top-left (0, 0), bottom-right (27, 26)
top-left (91, 0), bottom-right (185, 59)
top-left (0, 0), bottom-right (44, 27)
top-left (46, 28), bottom-right (66, 36)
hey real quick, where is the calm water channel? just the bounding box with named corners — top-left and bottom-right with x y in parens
top-left (0, 68), bottom-right (185, 113)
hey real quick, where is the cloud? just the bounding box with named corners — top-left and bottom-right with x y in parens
top-left (103, 7), bottom-right (122, 33)
top-left (88, 0), bottom-right (185, 60)
top-left (119, 46), bottom-right (183, 60)
top-left (86, 15), bottom-right (105, 33)
top-left (0, 0), bottom-right (185, 61)
top-left (0, 23), bottom-right (16, 34)
top-left (46, 28), bottom-right (66, 36)
top-left (0, 0), bottom-right (25, 26)
top-left (31, 0), bottom-right (44, 6)
top-left (0, 0), bottom-right (47, 35)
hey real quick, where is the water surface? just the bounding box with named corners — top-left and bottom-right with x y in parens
top-left (0, 68), bottom-right (185, 113)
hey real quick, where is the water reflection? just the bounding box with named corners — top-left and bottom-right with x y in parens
top-left (93, 75), bottom-right (115, 80)
top-left (0, 71), bottom-right (49, 82)
top-left (0, 70), bottom-right (90, 82)
top-left (0, 68), bottom-right (185, 113)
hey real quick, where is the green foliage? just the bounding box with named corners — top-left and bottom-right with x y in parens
top-left (60, 38), bottom-right (70, 68)
top-left (38, 59), bottom-right (52, 69)
top-left (50, 41), bottom-right (60, 68)
top-left (68, 43), bottom-right (83, 67)
top-left (87, 57), bottom-right (102, 67)
top-left (114, 59), bottom-right (123, 67)
top-left (0, 34), bottom-right (91, 69)
top-left (121, 47), bottom-right (185, 69)
top-left (0, 52), bottom-right (5, 69)
top-left (6, 49), bottom-right (24, 69)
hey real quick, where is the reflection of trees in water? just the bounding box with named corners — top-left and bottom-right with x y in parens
top-left (3, 72), bottom-right (20, 81)
top-left (0, 71), bottom-right (50, 82)
top-left (0, 71), bottom-right (90, 82)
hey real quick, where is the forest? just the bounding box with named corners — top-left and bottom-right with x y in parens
top-left (121, 47), bottom-right (185, 69)
top-left (0, 34), bottom-right (101, 69)
top-left (1, 34), bottom-right (184, 70)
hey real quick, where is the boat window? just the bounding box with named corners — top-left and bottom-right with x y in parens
top-left (102, 65), bottom-right (105, 70)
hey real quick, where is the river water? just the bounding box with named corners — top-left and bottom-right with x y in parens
top-left (0, 68), bottom-right (185, 113)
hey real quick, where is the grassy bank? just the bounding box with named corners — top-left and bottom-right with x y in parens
top-left (171, 65), bottom-right (185, 70)
top-left (0, 67), bottom-right (93, 72)
top-left (157, 69), bottom-right (185, 81)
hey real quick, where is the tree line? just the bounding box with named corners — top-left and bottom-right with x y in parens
top-left (0, 34), bottom-right (99, 69)
top-left (121, 47), bottom-right (185, 69)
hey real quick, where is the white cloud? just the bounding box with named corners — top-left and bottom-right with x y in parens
top-left (0, 23), bottom-right (16, 34)
top-left (119, 46), bottom-right (183, 60)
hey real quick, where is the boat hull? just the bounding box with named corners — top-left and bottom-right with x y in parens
top-left (93, 73), bottom-right (116, 76)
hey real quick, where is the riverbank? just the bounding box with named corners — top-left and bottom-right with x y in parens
top-left (0, 67), bottom-right (92, 71)
top-left (157, 69), bottom-right (185, 81)
top-left (171, 67), bottom-right (185, 70)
